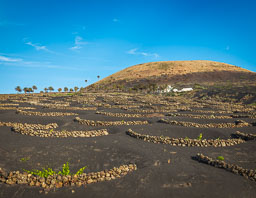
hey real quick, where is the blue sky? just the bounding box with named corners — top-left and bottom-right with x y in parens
top-left (0, 0), bottom-right (256, 94)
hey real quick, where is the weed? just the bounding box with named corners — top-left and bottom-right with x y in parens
top-left (75, 166), bottom-right (87, 175)
top-left (23, 162), bottom-right (87, 178)
top-left (197, 133), bottom-right (203, 140)
top-left (49, 129), bottom-right (54, 133)
top-left (58, 162), bottom-right (70, 175)
top-left (217, 156), bottom-right (224, 161)
top-left (184, 137), bottom-right (189, 140)
top-left (20, 157), bottom-right (30, 162)
top-left (24, 168), bottom-right (55, 178)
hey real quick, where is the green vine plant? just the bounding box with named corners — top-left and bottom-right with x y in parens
top-left (20, 157), bottom-right (30, 162)
top-left (23, 162), bottom-right (87, 178)
top-left (197, 133), bottom-right (203, 140)
top-left (217, 156), bottom-right (224, 161)
top-left (75, 166), bottom-right (87, 175)
top-left (57, 161), bottom-right (70, 175)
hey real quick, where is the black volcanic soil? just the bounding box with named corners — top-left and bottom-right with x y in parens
top-left (0, 93), bottom-right (256, 198)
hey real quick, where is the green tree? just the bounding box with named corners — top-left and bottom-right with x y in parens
top-left (70, 88), bottom-right (74, 92)
top-left (28, 88), bottom-right (33, 93)
top-left (97, 76), bottom-right (100, 90)
top-left (58, 88), bottom-right (62, 92)
top-left (32, 85), bottom-right (37, 92)
top-left (23, 87), bottom-right (28, 94)
top-left (74, 86), bottom-right (79, 92)
top-left (84, 80), bottom-right (87, 91)
top-left (64, 87), bottom-right (68, 92)
top-left (15, 86), bottom-right (22, 93)
top-left (44, 88), bottom-right (48, 93)
top-left (48, 86), bottom-right (54, 92)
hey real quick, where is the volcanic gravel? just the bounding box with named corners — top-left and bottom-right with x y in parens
top-left (0, 92), bottom-right (256, 198)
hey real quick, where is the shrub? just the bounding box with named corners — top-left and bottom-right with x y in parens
top-left (197, 133), bottom-right (203, 140)
top-left (217, 156), bottom-right (224, 161)
top-left (23, 162), bottom-right (87, 178)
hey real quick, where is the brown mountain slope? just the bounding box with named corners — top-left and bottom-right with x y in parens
top-left (89, 60), bottom-right (256, 91)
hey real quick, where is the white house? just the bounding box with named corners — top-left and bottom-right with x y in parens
top-left (180, 88), bottom-right (193, 92)
top-left (157, 85), bottom-right (173, 93)
top-left (173, 87), bottom-right (193, 93)
top-left (157, 86), bottom-right (193, 93)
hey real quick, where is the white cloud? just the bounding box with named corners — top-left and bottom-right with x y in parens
top-left (70, 36), bottom-right (88, 51)
top-left (151, 53), bottom-right (160, 58)
top-left (75, 36), bottom-right (88, 45)
top-left (0, 55), bottom-right (22, 62)
top-left (0, 59), bottom-right (82, 70)
top-left (0, 53), bottom-right (85, 71)
top-left (70, 45), bottom-right (82, 50)
top-left (127, 48), bottom-right (159, 58)
top-left (26, 42), bottom-right (46, 51)
top-left (127, 48), bottom-right (138, 55)
top-left (141, 52), bottom-right (148, 56)
top-left (25, 41), bottom-right (54, 53)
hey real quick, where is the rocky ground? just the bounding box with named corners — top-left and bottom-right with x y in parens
top-left (0, 92), bottom-right (256, 198)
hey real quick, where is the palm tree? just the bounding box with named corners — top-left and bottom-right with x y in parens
top-left (64, 87), bottom-right (68, 92)
top-left (84, 80), bottom-right (87, 91)
top-left (32, 85), bottom-right (37, 92)
top-left (97, 76), bottom-right (100, 90)
top-left (23, 87), bottom-right (28, 94)
top-left (70, 88), bottom-right (74, 92)
top-left (48, 86), bottom-right (54, 92)
top-left (44, 88), bottom-right (48, 93)
top-left (15, 86), bottom-right (22, 93)
top-left (74, 86), bottom-right (79, 92)
top-left (28, 88), bottom-right (33, 94)
top-left (58, 88), bottom-right (62, 92)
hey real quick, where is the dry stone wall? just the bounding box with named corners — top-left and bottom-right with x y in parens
top-left (159, 119), bottom-right (252, 128)
top-left (126, 129), bottom-right (245, 147)
top-left (16, 109), bottom-right (78, 117)
top-left (75, 117), bottom-right (149, 126)
top-left (194, 153), bottom-right (256, 182)
top-left (0, 164), bottom-right (137, 190)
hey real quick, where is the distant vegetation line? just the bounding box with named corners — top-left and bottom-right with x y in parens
top-left (13, 76), bottom-right (98, 94)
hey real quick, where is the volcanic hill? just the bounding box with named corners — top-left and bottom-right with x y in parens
top-left (89, 60), bottom-right (256, 91)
